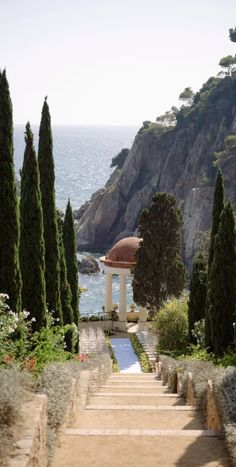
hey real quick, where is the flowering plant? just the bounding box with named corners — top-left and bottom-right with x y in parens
top-left (75, 353), bottom-right (89, 362)
top-left (0, 293), bottom-right (32, 365)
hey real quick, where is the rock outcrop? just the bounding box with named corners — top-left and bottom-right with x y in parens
top-left (76, 76), bottom-right (236, 268)
top-left (78, 255), bottom-right (100, 274)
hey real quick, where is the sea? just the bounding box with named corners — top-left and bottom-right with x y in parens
top-left (14, 125), bottom-right (139, 316)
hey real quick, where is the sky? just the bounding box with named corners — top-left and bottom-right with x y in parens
top-left (0, 0), bottom-right (235, 126)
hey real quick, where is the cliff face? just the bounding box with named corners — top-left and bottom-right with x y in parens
top-left (76, 76), bottom-right (236, 267)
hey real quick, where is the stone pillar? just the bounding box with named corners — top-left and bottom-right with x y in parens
top-left (119, 274), bottom-right (126, 322)
top-left (105, 272), bottom-right (112, 314)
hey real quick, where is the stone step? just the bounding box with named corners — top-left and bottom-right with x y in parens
top-left (96, 392), bottom-right (185, 405)
top-left (52, 434), bottom-right (228, 467)
top-left (99, 386), bottom-right (170, 394)
top-left (101, 384), bottom-right (169, 390)
top-left (95, 392), bottom-right (178, 397)
top-left (73, 408), bottom-right (202, 430)
top-left (109, 376), bottom-right (155, 379)
top-left (86, 405), bottom-right (196, 411)
top-left (65, 428), bottom-right (220, 437)
top-left (88, 395), bottom-right (183, 406)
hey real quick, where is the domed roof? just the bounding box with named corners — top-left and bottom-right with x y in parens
top-left (100, 237), bottom-right (142, 268)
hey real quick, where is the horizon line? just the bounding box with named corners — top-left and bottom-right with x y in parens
top-left (14, 122), bottom-right (141, 127)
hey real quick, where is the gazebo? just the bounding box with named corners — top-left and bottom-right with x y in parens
top-left (100, 237), bottom-right (148, 330)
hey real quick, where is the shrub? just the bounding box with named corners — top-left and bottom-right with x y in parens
top-left (0, 294), bottom-right (32, 366)
top-left (156, 295), bottom-right (188, 352)
top-left (129, 334), bottom-right (152, 372)
top-left (105, 337), bottom-right (119, 372)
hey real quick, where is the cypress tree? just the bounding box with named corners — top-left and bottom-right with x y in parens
top-left (205, 170), bottom-right (224, 349)
top-left (63, 200), bottom-right (79, 325)
top-left (0, 70), bottom-right (21, 312)
top-left (133, 192), bottom-right (185, 311)
top-left (188, 253), bottom-right (207, 344)
top-left (57, 211), bottom-right (75, 351)
top-left (38, 98), bottom-right (62, 321)
top-left (208, 202), bottom-right (236, 356)
top-left (20, 123), bottom-right (46, 330)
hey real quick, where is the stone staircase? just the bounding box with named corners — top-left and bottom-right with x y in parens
top-left (52, 372), bottom-right (228, 467)
top-left (136, 330), bottom-right (158, 369)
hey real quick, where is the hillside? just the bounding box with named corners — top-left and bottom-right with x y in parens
top-left (75, 75), bottom-right (236, 267)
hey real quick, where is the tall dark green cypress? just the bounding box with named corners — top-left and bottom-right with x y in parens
top-left (38, 98), bottom-right (62, 321)
top-left (0, 70), bottom-right (21, 312)
top-left (205, 170), bottom-right (224, 349)
top-left (57, 212), bottom-right (74, 325)
top-left (188, 253), bottom-right (207, 344)
top-left (20, 123), bottom-right (46, 330)
top-left (63, 200), bottom-right (79, 325)
top-left (57, 211), bottom-right (75, 351)
top-left (208, 202), bottom-right (236, 356)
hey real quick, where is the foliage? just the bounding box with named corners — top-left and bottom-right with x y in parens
top-left (0, 293), bottom-right (32, 365)
top-left (19, 123), bottom-right (47, 331)
top-left (188, 254), bottom-right (207, 344)
top-left (156, 295), bottom-right (189, 352)
top-left (156, 106), bottom-right (178, 127)
top-left (179, 87), bottom-right (195, 105)
top-left (29, 313), bottom-right (77, 372)
top-left (0, 69), bottom-right (21, 313)
top-left (224, 134), bottom-right (236, 150)
top-left (110, 148), bottom-right (129, 169)
top-left (129, 334), bottom-right (152, 372)
top-left (205, 170), bottom-right (224, 350)
top-left (38, 98), bottom-right (62, 321)
top-left (63, 200), bottom-right (79, 325)
top-left (219, 55), bottom-right (236, 75)
top-left (191, 319), bottom-right (206, 348)
top-left (229, 27), bottom-right (236, 42)
top-left (208, 202), bottom-right (236, 357)
top-left (193, 229), bottom-right (211, 263)
top-left (133, 192), bottom-right (185, 311)
top-left (213, 134), bottom-right (236, 166)
top-left (0, 293), bottom-right (77, 372)
top-left (57, 212), bottom-right (75, 351)
top-left (105, 337), bottom-right (119, 372)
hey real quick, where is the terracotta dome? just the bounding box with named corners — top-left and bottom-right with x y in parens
top-left (100, 237), bottom-right (142, 268)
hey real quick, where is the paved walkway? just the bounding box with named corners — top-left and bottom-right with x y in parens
top-left (110, 338), bottom-right (142, 373)
top-left (52, 372), bottom-right (228, 467)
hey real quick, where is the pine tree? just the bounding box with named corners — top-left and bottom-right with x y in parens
top-left (188, 253), bottom-right (207, 344)
top-left (0, 70), bottom-right (21, 312)
top-left (208, 202), bottom-right (236, 356)
top-left (20, 123), bottom-right (46, 330)
top-left (205, 170), bottom-right (224, 349)
top-left (133, 192), bottom-right (185, 310)
top-left (57, 211), bottom-right (75, 351)
top-left (38, 98), bottom-right (62, 321)
top-left (63, 200), bottom-right (79, 325)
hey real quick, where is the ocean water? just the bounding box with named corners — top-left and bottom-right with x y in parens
top-left (14, 125), bottom-right (138, 315)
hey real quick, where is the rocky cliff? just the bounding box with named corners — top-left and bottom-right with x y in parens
top-left (75, 76), bottom-right (236, 267)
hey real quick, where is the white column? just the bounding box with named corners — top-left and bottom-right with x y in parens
top-left (105, 272), bottom-right (112, 314)
top-left (119, 274), bottom-right (127, 322)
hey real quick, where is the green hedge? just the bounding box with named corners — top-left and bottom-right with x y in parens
top-left (129, 334), bottom-right (152, 373)
top-left (105, 337), bottom-right (119, 372)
